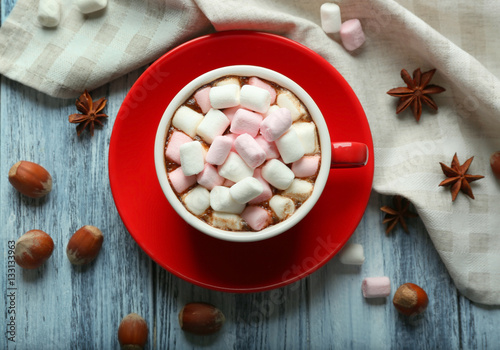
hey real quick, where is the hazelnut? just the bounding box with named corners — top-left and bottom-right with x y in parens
top-left (66, 225), bottom-right (103, 265)
top-left (393, 283), bottom-right (429, 316)
top-left (178, 302), bottom-right (225, 335)
top-left (118, 313), bottom-right (148, 350)
top-left (8, 161), bottom-right (52, 198)
top-left (15, 230), bottom-right (54, 269)
top-left (491, 151), bottom-right (500, 180)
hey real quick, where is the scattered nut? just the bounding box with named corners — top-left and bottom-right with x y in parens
top-left (393, 283), bottom-right (429, 316)
top-left (66, 225), bottom-right (103, 265)
top-left (118, 313), bottom-right (148, 350)
top-left (8, 160), bottom-right (52, 198)
top-left (491, 151), bottom-right (500, 180)
top-left (15, 230), bottom-right (54, 269)
top-left (178, 302), bottom-right (225, 335)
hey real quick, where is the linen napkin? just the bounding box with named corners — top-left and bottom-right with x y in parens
top-left (1, 0), bottom-right (499, 305)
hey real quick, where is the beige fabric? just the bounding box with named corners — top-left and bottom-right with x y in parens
top-left (1, 0), bottom-right (499, 304)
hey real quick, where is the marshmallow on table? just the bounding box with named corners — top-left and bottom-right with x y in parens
top-left (209, 84), bottom-right (240, 109)
top-left (179, 141), bottom-right (205, 176)
top-left (76, 0), bottom-right (107, 14)
top-left (292, 155), bottom-right (320, 177)
top-left (261, 159), bottom-right (295, 190)
top-left (234, 134), bottom-right (266, 168)
top-left (196, 109), bottom-right (230, 144)
top-left (241, 206), bottom-right (272, 231)
top-left (222, 106), bottom-right (240, 122)
top-left (362, 277), bottom-right (391, 298)
top-left (275, 128), bottom-right (306, 164)
top-left (255, 135), bottom-right (280, 160)
top-left (37, 0), bottom-right (60, 27)
top-left (338, 243), bottom-right (365, 265)
top-left (169, 167), bottom-right (197, 193)
top-left (210, 186), bottom-right (246, 214)
top-left (205, 135), bottom-right (232, 165)
top-left (230, 108), bottom-right (263, 137)
top-left (248, 168), bottom-right (273, 204)
top-left (229, 177), bottom-right (264, 204)
top-left (282, 179), bottom-right (314, 202)
top-left (292, 122), bottom-right (318, 154)
top-left (182, 186), bottom-right (210, 216)
top-left (276, 90), bottom-right (307, 121)
top-left (320, 3), bottom-right (341, 34)
top-left (194, 86), bottom-right (212, 114)
top-left (249, 77), bottom-right (277, 104)
top-left (240, 85), bottom-right (272, 114)
top-left (218, 152), bottom-right (254, 183)
top-left (269, 195), bottom-right (295, 220)
top-left (340, 19), bottom-right (366, 51)
top-left (196, 163), bottom-right (224, 190)
top-left (209, 212), bottom-right (244, 231)
top-left (172, 106), bottom-right (204, 138)
top-left (260, 108), bottom-right (292, 142)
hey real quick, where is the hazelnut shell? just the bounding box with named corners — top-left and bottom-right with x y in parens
top-left (393, 283), bottom-right (429, 316)
top-left (66, 225), bottom-right (104, 265)
top-left (15, 230), bottom-right (54, 269)
top-left (178, 302), bottom-right (225, 335)
top-left (8, 161), bottom-right (52, 198)
top-left (490, 151), bottom-right (500, 180)
top-left (118, 313), bottom-right (148, 350)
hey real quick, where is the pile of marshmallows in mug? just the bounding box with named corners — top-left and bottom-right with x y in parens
top-left (166, 77), bottom-right (320, 231)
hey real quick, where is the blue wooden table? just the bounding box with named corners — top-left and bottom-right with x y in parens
top-left (1, 1), bottom-right (500, 349)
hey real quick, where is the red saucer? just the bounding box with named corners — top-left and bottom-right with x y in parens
top-left (109, 31), bottom-right (374, 293)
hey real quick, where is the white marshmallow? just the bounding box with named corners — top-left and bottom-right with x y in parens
top-left (179, 141), bottom-right (205, 176)
top-left (275, 128), bottom-right (305, 164)
top-left (37, 0), bottom-right (61, 27)
top-left (248, 168), bottom-right (273, 204)
top-left (209, 84), bottom-right (240, 109)
top-left (172, 106), bottom-right (204, 138)
top-left (269, 195), bottom-right (295, 220)
top-left (338, 243), bottom-right (365, 265)
top-left (214, 77), bottom-right (240, 87)
top-left (182, 186), bottom-right (210, 216)
top-left (240, 84), bottom-right (271, 114)
top-left (261, 159), bottom-right (295, 190)
top-left (209, 212), bottom-right (244, 231)
top-left (276, 90), bottom-right (307, 121)
top-left (320, 3), bottom-right (341, 34)
top-left (210, 186), bottom-right (246, 214)
top-left (265, 105), bottom-right (281, 117)
top-left (218, 152), bottom-right (254, 183)
top-left (282, 179), bottom-right (314, 202)
top-left (196, 108), bottom-right (230, 144)
top-left (292, 122), bottom-right (319, 154)
top-left (76, 0), bottom-right (107, 14)
top-left (229, 177), bottom-right (264, 204)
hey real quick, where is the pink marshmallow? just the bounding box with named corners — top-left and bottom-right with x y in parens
top-left (340, 19), bottom-right (366, 51)
top-left (248, 77), bottom-right (277, 104)
top-left (194, 86), bottom-right (212, 114)
top-left (361, 277), bottom-right (391, 298)
top-left (291, 155), bottom-right (320, 177)
top-left (197, 163), bottom-right (224, 190)
top-left (260, 108), bottom-right (292, 142)
top-left (165, 131), bottom-right (193, 164)
top-left (205, 135), bottom-right (233, 165)
top-left (234, 134), bottom-right (266, 168)
top-left (241, 206), bottom-right (272, 231)
top-left (222, 106), bottom-right (240, 122)
top-left (168, 167), bottom-right (197, 193)
top-left (223, 179), bottom-right (235, 187)
top-left (254, 135), bottom-right (280, 160)
top-left (248, 168), bottom-right (272, 204)
top-left (230, 108), bottom-right (263, 137)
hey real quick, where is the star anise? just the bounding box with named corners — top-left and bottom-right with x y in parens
top-left (68, 90), bottom-right (108, 136)
top-left (380, 195), bottom-right (417, 235)
top-left (387, 68), bottom-right (446, 122)
top-left (439, 153), bottom-right (484, 201)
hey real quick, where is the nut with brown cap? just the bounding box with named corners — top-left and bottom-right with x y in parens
top-left (393, 283), bottom-right (429, 316)
top-left (15, 230), bottom-right (54, 269)
top-left (178, 302), bottom-right (225, 335)
top-left (118, 313), bottom-right (148, 350)
top-left (66, 225), bottom-right (104, 265)
top-left (8, 161), bottom-right (52, 198)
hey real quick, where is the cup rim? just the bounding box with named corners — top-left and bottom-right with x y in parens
top-left (154, 65), bottom-right (331, 242)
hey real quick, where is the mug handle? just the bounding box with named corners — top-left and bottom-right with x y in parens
top-left (330, 142), bottom-right (369, 168)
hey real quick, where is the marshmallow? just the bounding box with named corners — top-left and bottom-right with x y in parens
top-left (260, 108), bottom-right (292, 142)
top-left (234, 134), bottom-right (266, 168)
top-left (218, 152), bottom-right (254, 183)
top-left (241, 206), bottom-right (272, 231)
top-left (340, 19), bottom-right (366, 51)
top-left (276, 90), bottom-right (307, 121)
top-left (282, 179), bottom-right (314, 202)
top-left (209, 84), bottom-right (240, 109)
top-left (320, 3), bottom-right (341, 34)
top-left (37, 0), bottom-right (61, 27)
top-left (222, 106), bottom-right (240, 122)
top-left (76, 0), bottom-right (107, 14)
top-left (362, 277), bottom-right (391, 298)
top-left (182, 186), bottom-right (210, 216)
top-left (255, 135), bottom-right (280, 160)
top-left (210, 186), bottom-right (246, 214)
top-left (338, 243), bottom-right (365, 265)
top-left (229, 177), bottom-right (264, 204)
top-left (240, 84), bottom-right (272, 114)
top-left (291, 122), bottom-right (318, 154)
top-left (205, 135), bottom-right (232, 165)
top-left (196, 163), bottom-right (224, 190)
top-left (196, 109), bottom-right (230, 144)
top-left (230, 109), bottom-right (263, 137)
top-left (169, 167), bottom-right (197, 193)
top-left (214, 77), bottom-right (240, 87)
top-left (194, 86), bottom-right (212, 114)
top-left (165, 131), bottom-right (193, 164)
top-left (223, 179), bottom-right (236, 187)
top-left (248, 168), bottom-right (273, 204)
top-left (292, 155), bottom-right (320, 177)
top-left (209, 212), bottom-right (244, 231)
top-left (179, 141), bottom-right (205, 176)
top-left (261, 159), bottom-right (295, 190)
top-left (269, 195), bottom-right (295, 220)
top-left (249, 77), bottom-right (277, 104)
top-left (265, 105), bottom-right (281, 117)
top-left (275, 128), bottom-right (306, 164)
top-left (172, 106), bottom-right (204, 138)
